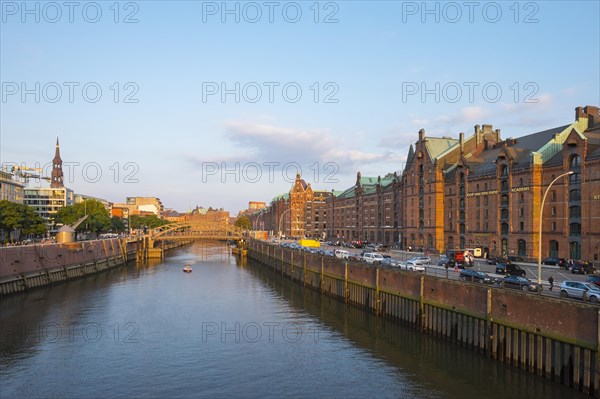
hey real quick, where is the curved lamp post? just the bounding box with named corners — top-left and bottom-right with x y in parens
top-left (331, 189), bottom-right (335, 242)
top-left (278, 208), bottom-right (291, 243)
top-left (538, 171), bottom-right (573, 288)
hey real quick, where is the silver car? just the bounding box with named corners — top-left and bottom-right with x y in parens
top-left (407, 256), bottom-right (431, 265)
top-left (559, 281), bottom-right (600, 303)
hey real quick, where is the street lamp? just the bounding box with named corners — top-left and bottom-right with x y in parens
top-left (331, 189), bottom-right (335, 243)
top-left (279, 208), bottom-right (291, 243)
top-left (538, 171), bottom-right (574, 287)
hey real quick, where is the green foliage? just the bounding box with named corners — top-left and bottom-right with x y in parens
top-left (235, 215), bottom-right (252, 231)
top-left (55, 199), bottom-right (112, 234)
top-left (129, 214), bottom-right (170, 229)
top-left (0, 200), bottom-right (47, 240)
top-left (111, 216), bottom-right (126, 233)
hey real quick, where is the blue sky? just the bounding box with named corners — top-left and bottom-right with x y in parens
top-left (2, 0), bottom-right (599, 214)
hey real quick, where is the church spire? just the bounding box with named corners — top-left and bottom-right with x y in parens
top-left (51, 136), bottom-right (64, 188)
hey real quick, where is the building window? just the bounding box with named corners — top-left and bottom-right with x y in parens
top-left (549, 240), bottom-right (559, 258)
top-left (569, 223), bottom-right (581, 237)
top-left (500, 165), bottom-right (509, 177)
top-left (518, 239), bottom-right (526, 257)
top-left (551, 206), bottom-right (556, 216)
top-left (520, 221), bottom-right (524, 231)
top-left (569, 206), bottom-right (581, 218)
top-left (551, 222), bottom-right (556, 231)
top-left (569, 189), bottom-right (581, 202)
top-left (570, 241), bottom-right (581, 260)
top-left (551, 190), bottom-right (556, 201)
top-left (570, 154), bottom-right (581, 169)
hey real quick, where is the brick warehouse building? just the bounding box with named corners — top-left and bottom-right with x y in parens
top-left (401, 105), bottom-right (600, 261)
top-left (249, 105), bottom-right (599, 262)
top-left (249, 174), bottom-right (332, 239)
top-left (326, 172), bottom-right (401, 245)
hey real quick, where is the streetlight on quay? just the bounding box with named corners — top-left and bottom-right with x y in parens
top-left (538, 170), bottom-right (574, 290)
top-left (278, 208), bottom-right (291, 243)
top-left (331, 189), bottom-right (335, 243)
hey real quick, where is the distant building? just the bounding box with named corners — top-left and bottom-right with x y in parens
top-left (0, 169), bottom-right (24, 204)
top-left (163, 209), bottom-right (186, 222)
top-left (250, 174), bottom-right (333, 239)
top-left (23, 138), bottom-right (74, 233)
top-left (74, 193), bottom-right (112, 211)
top-left (186, 206), bottom-right (230, 224)
top-left (248, 201), bottom-right (266, 210)
top-left (326, 172), bottom-right (401, 245)
top-left (113, 197), bottom-right (164, 217)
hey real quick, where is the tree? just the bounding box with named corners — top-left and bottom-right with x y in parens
top-left (0, 200), bottom-right (46, 242)
top-left (235, 215), bottom-right (252, 231)
top-left (129, 214), bottom-right (170, 230)
top-left (111, 216), bottom-right (126, 233)
top-left (55, 199), bottom-right (112, 234)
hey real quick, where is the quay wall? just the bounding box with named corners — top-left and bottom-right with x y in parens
top-left (248, 240), bottom-right (600, 397)
top-left (0, 238), bottom-right (190, 295)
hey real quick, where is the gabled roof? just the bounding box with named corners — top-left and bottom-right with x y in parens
top-left (426, 137), bottom-right (459, 161)
top-left (404, 144), bottom-right (415, 173)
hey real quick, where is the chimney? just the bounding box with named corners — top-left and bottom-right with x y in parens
top-left (583, 105), bottom-right (600, 128)
top-left (459, 132), bottom-right (464, 154)
top-left (418, 128), bottom-right (425, 142)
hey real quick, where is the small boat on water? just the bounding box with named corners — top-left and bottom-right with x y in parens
top-left (183, 264), bottom-right (192, 273)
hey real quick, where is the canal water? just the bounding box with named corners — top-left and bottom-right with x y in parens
top-left (0, 242), bottom-right (584, 398)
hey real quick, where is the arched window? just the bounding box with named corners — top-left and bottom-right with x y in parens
top-left (500, 165), bottom-right (509, 177)
top-left (501, 195), bottom-right (509, 206)
top-left (569, 206), bottom-right (581, 218)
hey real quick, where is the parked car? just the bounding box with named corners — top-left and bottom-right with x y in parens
top-left (542, 257), bottom-right (566, 267)
top-left (407, 256), bottom-right (431, 265)
top-left (334, 250), bottom-right (350, 259)
top-left (559, 281), bottom-right (600, 303)
top-left (398, 261), bottom-right (425, 272)
top-left (495, 262), bottom-right (527, 277)
top-left (459, 269), bottom-right (495, 284)
top-left (486, 257), bottom-right (500, 265)
top-left (437, 256), bottom-right (449, 266)
top-left (571, 262), bottom-right (596, 275)
top-left (381, 258), bottom-right (401, 267)
top-left (362, 252), bottom-right (384, 264)
top-left (501, 276), bottom-right (541, 292)
top-left (586, 275), bottom-right (600, 287)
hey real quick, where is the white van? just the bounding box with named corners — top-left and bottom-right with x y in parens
top-left (362, 252), bottom-right (384, 264)
top-left (334, 250), bottom-right (350, 259)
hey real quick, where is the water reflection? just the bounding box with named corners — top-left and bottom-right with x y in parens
top-left (243, 257), bottom-right (585, 399)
